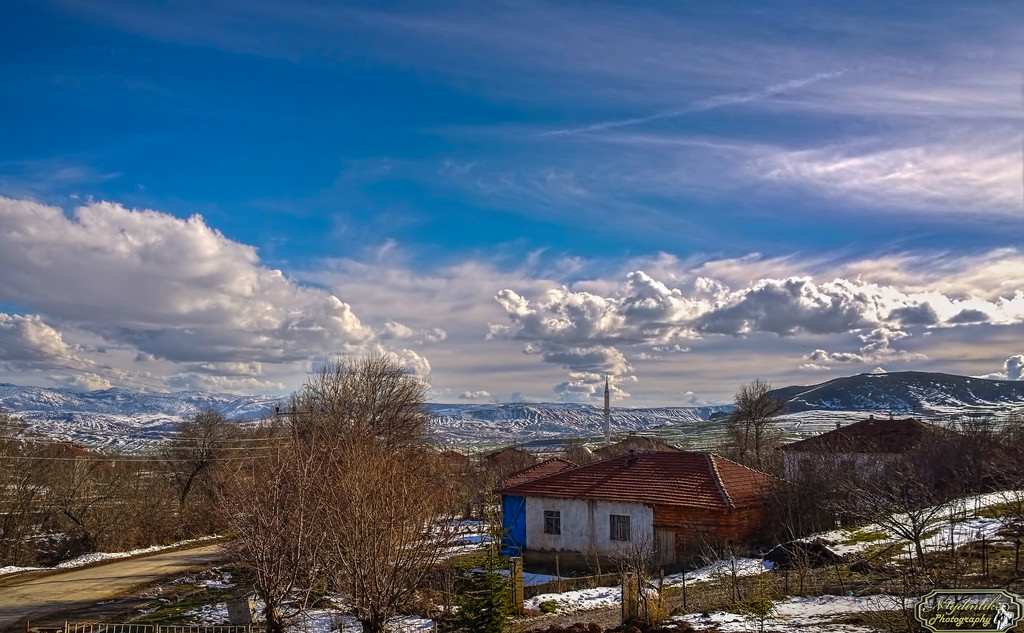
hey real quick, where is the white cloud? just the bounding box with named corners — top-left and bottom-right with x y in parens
top-left (458, 390), bottom-right (493, 401)
top-left (420, 328), bottom-right (447, 343)
top-left (0, 197), bottom-right (448, 393)
top-left (980, 354), bottom-right (1024, 381)
top-left (751, 127), bottom-right (1021, 215)
top-left (380, 321), bottom-right (415, 340)
top-left (0, 198), bottom-right (375, 365)
top-left (0, 313), bottom-right (77, 362)
top-left (492, 249), bottom-right (1024, 393)
top-left (1008, 355), bottom-right (1024, 381)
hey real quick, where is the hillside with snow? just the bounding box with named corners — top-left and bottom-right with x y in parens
top-left (2, 371), bottom-right (1023, 452)
top-left (770, 371), bottom-right (1024, 413)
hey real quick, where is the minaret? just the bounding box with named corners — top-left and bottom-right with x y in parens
top-left (603, 376), bottom-right (611, 446)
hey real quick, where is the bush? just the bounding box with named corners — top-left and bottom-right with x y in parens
top-left (538, 600), bottom-right (559, 613)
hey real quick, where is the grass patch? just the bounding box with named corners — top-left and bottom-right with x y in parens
top-left (134, 585), bottom-right (234, 625)
top-left (977, 501), bottom-right (1019, 519)
top-left (841, 529), bottom-right (888, 546)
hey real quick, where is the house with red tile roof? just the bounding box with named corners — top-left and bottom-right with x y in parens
top-left (780, 415), bottom-right (951, 481)
top-left (501, 457), bottom-right (576, 489)
top-left (498, 451), bottom-right (773, 567)
top-left (592, 433), bottom-right (682, 460)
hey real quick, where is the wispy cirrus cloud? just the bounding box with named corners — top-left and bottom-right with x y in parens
top-left (542, 70), bottom-right (849, 137)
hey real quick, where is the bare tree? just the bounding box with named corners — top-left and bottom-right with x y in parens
top-left (320, 441), bottom-right (462, 633)
top-left (612, 535), bottom-right (665, 626)
top-left (0, 408), bottom-right (46, 565)
top-left (219, 438), bottom-right (330, 633)
top-left (162, 409), bottom-right (236, 533)
top-left (839, 459), bottom-right (950, 569)
top-left (220, 354), bottom-right (459, 633)
top-left (34, 445), bottom-right (127, 558)
top-left (725, 380), bottom-right (786, 472)
top-left (292, 354), bottom-right (429, 450)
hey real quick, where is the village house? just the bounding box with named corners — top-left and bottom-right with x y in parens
top-left (481, 445), bottom-right (539, 485)
top-left (779, 415), bottom-right (950, 481)
top-left (500, 457), bottom-right (576, 489)
top-left (592, 432), bottom-right (682, 460)
top-left (499, 451), bottom-right (773, 568)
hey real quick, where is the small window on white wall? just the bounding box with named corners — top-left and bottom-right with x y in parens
top-left (544, 510), bottom-right (561, 535)
top-left (610, 514), bottom-right (630, 541)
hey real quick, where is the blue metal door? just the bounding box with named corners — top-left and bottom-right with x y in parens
top-left (501, 495), bottom-right (526, 556)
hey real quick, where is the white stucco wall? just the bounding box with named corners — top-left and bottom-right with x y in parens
top-left (523, 496), bottom-right (653, 554)
top-left (783, 451), bottom-right (897, 481)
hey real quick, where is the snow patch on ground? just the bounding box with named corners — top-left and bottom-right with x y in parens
top-left (664, 558), bottom-right (766, 587)
top-left (183, 603), bottom-right (230, 625)
top-left (810, 490), bottom-right (1018, 557)
top-left (524, 586), bottom-right (622, 614)
top-left (674, 594), bottom-right (903, 632)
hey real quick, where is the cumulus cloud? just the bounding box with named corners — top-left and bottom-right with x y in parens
top-left (493, 249), bottom-right (1024, 392)
top-left (0, 313), bottom-right (146, 390)
top-left (379, 321), bottom-right (415, 340)
top-left (459, 390), bottom-right (493, 401)
top-left (1007, 356), bottom-right (1024, 381)
top-left (0, 197), bottom-right (444, 393)
top-left (420, 328), bottom-right (447, 343)
top-left (0, 197), bottom-right (375, 365)
top-left (0, 313), bottom-right (78, 362)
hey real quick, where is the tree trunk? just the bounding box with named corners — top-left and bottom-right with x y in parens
top-left (360, 614), bottom-right (385, 633)
top-left (264, 605), bottom-right (286, 633)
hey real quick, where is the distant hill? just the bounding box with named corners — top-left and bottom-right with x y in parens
top-left (0, 383), bottom-right (729, 451)
top-left (3, 370), bottom-right (1022, 452)
top-left (769, 371), bottom-right (1024, 414)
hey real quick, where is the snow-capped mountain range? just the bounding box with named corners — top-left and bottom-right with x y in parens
top-left (2, 371), bottom-right (1023, 452)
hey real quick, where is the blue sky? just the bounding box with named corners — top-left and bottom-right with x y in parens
top-left (1, 0), bottom-right (1023, 405)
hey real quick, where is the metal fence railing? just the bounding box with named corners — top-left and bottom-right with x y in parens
top-left (61, 624), bottom-right (253, 633)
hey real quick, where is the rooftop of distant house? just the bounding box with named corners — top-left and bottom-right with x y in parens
top-left (782, 415), bottom-right (950, 454)
top-left (499, 450), bottom-right (772, 510)
top-left (593, 433), bottom-right (682, 460)
top-left (501, 457), bottom-right (576, 488)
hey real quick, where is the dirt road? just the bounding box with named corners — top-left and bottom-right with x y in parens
top-left (0, 543), bottom-right (230, 632)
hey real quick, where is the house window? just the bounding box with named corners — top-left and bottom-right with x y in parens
top-left (610, 514), bottom-right (631, 542)
top-left (544, 510), bottom-right (561, 535)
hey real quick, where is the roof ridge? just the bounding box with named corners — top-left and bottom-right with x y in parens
top-left (706, 453), bottom-right (734, 509)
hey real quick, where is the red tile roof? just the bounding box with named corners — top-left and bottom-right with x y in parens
top-left (501, 457), bottom-right (577, 488)
top-left (482, 446), bottom-right (534, 462)
top-left (499, 451), bottom-right (772, 510)
top-left (782, 417), bottom-right (948, 454)
top-left (593, 435), bottom-right (683, 459)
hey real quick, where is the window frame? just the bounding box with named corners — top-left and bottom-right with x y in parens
top-left (609, 513), bottom-right (631, 542)
top-left (543, 510), bottom-right (561, 535)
